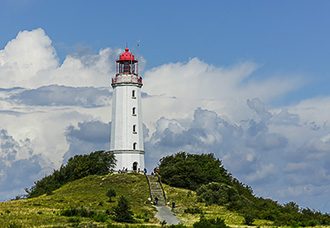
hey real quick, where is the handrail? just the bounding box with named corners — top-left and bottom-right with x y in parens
top-left (145, 175), bottom-right (153, 200)
top-left (156, 173), bottom-right (167, 203)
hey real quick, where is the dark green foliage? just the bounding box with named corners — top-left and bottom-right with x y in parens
top-left (168, 224), bottom-right (188, 228)
top-left (158, 152), bottom-right (232, 191)
top-left (113, 196), bottom-right (135, 223)
top-left (7, 223), bottom-right (23, 228)
top-left (243, 213), bottom-right (255, 225)
top-left (67, 216), bottom-right (81, 223)
top-left (196, 182), bottom-right (243, 206)
top-left (92, 212), bottom-right (109, 222)
top-left (193, 216), bottom-right (230, 228)
top-left (106, 187), bottom-right (117, 202)
top-left (159, 151), bottom-right (330, 227)
top-left (60, 206), bottom-right (95, 218)
top-left (25, 150), bottom-right (116, 198)
top-left (106, 224), bottom-right (122, 228)
top-left (160, 220), bottom-right (167, 226)
top-left (184, 207), bottom-right (203, 214)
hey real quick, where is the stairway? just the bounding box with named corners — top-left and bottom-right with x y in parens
top-left (147, 175), bottom-right (166, 206)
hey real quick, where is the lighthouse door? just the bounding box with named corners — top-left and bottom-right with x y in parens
top-left (133, 162), bottom-right (138, 172)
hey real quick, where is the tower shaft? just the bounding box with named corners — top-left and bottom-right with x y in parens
top-left (110, 48), bottom-right (145, 172)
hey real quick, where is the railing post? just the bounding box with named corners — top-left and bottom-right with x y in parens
top-left (145, 175), bottom-right (153, 201)
top-left (156, 173), bottom-right (167, 203)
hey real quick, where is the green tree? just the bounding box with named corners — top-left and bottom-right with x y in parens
top-left (196, 182), bottom-right (243, 206)
top-left (106, 187), bottom-right (117, 202)
top-left (25, 150), bottom-right (116, 198)
top-left (113, 196), bottom-right (134, 223)
top-left (158, 152), bottom-right (232, 190)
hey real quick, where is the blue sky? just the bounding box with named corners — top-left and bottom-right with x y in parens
top-left (1, 0), bottom-right (330, 212)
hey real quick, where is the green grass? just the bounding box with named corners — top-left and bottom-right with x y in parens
top-left (0, 173), bottom-right (277, 227)
top-left (163, 184), bottom-right (276, 227)
top-left (0, 173), bottom-right (157, 227)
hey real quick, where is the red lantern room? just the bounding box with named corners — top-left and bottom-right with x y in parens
top-left (116, 48), bottom-right (138, 75)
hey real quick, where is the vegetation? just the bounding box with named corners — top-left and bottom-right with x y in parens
top-left (25, 150), bottom-right (116, 198)
top-left (0, 173), bottom-right (156, 227)
top-left (158, 152), bottom-right (232, 190)
top-left (193, 216), bottom-right (229, 228)
top-left (1, 150), bottom-right (330, 227)
top-left (159, 151), bottom-right (330, 227)
top-left (107, 187), bottom-right (117, 202)
top-left (113, 196), bottom-right (135, 223)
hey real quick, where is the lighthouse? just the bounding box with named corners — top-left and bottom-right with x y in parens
top-left (110, 48), bottom-right (145, 172)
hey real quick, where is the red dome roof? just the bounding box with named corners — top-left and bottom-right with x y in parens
top-left (118, 48), bottom-right (136, 62)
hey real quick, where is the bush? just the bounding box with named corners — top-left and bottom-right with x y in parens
top-left (60, 206), bottom-right (94, 218)
top-left (106, 224), bottom-right (124, 228)
top-left (243, 213), bottom-right (255, 225)
top-left (93, 212), bottom-right (109, 222)
top-left (168, 225), bottom-right (188, 228)
top-left (68, 217), bottom-right (81, 223)
top-left (196, 182), bottom-right (242, 206)
top-left (158, 152), bottom-right (232, 190)
top-left (193, 216), bottom-right (230, 228)
top-left (7, 223), bottom-right (23, 228)
top-left (184, 207), bottom-right (203, 214)
top-left (113, 196), bottom-right (135, 223)
top-left (106, 187), bottom-right (117, 202)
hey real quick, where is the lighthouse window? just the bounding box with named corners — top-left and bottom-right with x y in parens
top-left (132, 107), bottom-right (136, 116)
top-left (133, 125), bottom-right (137, 134)
top-left (133, 142), bottom-right (137, 150)
top-left (123, 62), bottom-right (130, 73)
top-left (132, 90), bottom-right (136, 99)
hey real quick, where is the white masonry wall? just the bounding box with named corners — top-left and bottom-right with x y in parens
top-left (110, 79), bottom-right (145, 172)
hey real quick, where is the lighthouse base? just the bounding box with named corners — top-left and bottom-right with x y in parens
top-left (111, 150), bottom-right (145, 173)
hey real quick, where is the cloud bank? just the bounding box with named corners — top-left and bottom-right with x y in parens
top-left (0, 28), bottom-right (330, 212)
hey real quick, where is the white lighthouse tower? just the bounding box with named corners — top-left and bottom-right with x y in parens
top-left (110, 48), bottom-right (145, 172)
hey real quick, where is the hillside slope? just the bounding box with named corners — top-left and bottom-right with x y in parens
top-left (0, 173), bottom-right (269, 227)
top-left (0, 173), bottom-right (157, 227)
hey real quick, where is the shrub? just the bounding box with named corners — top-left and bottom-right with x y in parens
top-left (113, 196), bottom-right (134, 223)
top-left (7, 223), bottom-right (23, 228)
top-left (193, 216), bottom-right (230, 228)
top-left (184, 207), bottom-right (203, 214)
top-left (93, 212), bottom-right (109, 222)
top-left (68, 216), bottom-right (81, 223)
top-left (243, 213), bottom-right (255, 225)
top-left (60, 206), bottom-right (94, 218)
top-left (160, 220), bottom-right (167, 226)
top-left (106, 187), bottom-right (117, 202)
top-left (307, 220), bottom-right (317, 227)
top-left (168, 224), bottom-right (188, 228)
top-left (196, 182), bottom-right (241, 206)
top-left (106, 224), bottom-right (123, 228)
top-left (158, 152), bottom-right (232, 191)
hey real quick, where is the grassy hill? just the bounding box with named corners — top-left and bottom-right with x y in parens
top-left (0, 173), bottom-right (265, 228)
top-left (0, 173), bottom-right (155, 227)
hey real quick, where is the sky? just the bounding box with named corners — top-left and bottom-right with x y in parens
top-left (0, 0), bottom-right (330, 212)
